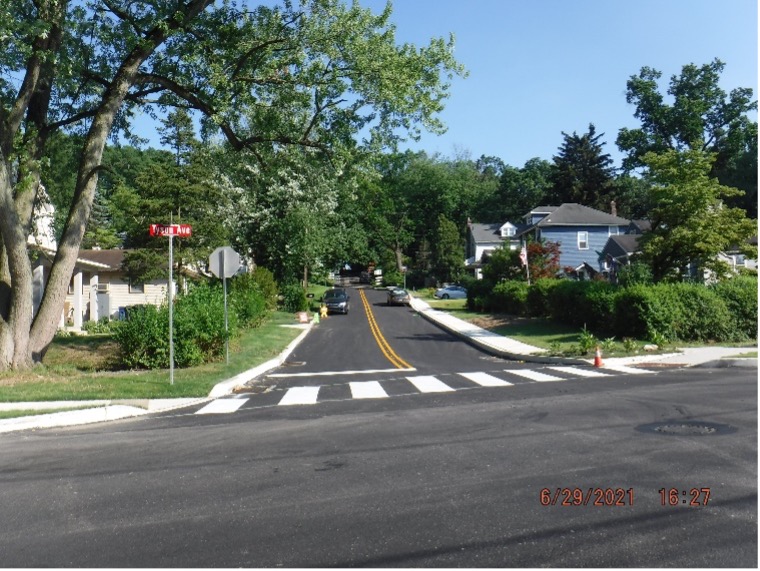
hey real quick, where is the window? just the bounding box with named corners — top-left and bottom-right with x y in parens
top-left (608, 226), bottom-right (620, 236)
top-left (129, 279), bottom-right (144, 294)
top-left (577, 231), bottom-right (589, 250)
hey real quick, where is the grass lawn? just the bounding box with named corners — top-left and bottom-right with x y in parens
top-left (0, 311), bottom-right (304, 403)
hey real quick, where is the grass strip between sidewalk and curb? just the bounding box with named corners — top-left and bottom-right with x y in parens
top-left (0, 312), bottom-right (304, 403)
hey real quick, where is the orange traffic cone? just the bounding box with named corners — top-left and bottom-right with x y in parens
top-left (594, 346), bottom-right (604, 368)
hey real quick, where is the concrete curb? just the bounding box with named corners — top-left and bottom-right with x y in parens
top-left (208, 322), bottom-right (313, 398)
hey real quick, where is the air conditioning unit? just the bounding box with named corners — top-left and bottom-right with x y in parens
top-left (96, 283), bottom-right (109, 293)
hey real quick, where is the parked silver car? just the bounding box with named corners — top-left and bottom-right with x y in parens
top-left (434, 285), bottom-right (467, 300)
top-left (387, 287), bottom-right (410, 306)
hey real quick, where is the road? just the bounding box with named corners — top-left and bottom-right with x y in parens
top-left (0, 287), bottom-right (755, 567)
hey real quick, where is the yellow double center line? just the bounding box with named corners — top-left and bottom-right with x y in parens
top-left (359, 289), bottom-right (414, 370)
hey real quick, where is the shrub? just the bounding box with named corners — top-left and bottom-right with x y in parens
top-left (547, 281), bottom-right (616, 332)
top-left (526, 279), bottom-right (559, 317)
top-left (174, 283), bottom-right (234, 365)
top-left (711, 276), bottom-right (758, 341)
top-left (229, 272), bottom-right (269, 327)
top-left (490, 280), bottom-right (529, 315)
top-left (614, 282), bottom-right (737, 343)
top-left (250, 267), bottom-right (279, 310)
top-left (614, 284), bottom-right (681, 341)
top-left (672, 284), bottom-right (733, 342)
top-left (113, 304), bottom-right (169, 369)
top-left (82, 317), bottom-right (115, 335)
top-left (114, 284), bottom-right (234, 369)
top-left (466, 279), bottom-right (493, 311)
top-left (280, 283), bottom-right (309, 312)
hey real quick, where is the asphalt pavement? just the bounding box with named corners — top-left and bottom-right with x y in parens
top-left (0, 293), bottom-right (755, 433)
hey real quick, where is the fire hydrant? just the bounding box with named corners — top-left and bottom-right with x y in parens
top-left (319, 303), bottom-right (328, 319)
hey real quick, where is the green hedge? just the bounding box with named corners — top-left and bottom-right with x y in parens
top-left (114, 275), bottom-right (272, 370)
top-left (470, 276), bottom-right (757, 343)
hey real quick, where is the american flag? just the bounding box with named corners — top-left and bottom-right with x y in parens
top-left (519, 244), bottom-right (528, 267)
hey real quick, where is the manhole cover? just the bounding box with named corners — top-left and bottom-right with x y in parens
top-left (635, 420), bottom-right (737, 436)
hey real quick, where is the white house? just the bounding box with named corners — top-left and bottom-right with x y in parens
top-left (28, 186), bottom-right (178, 330)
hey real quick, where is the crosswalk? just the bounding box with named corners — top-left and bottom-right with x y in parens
top-left (194, 365), bottom-right (657, 415)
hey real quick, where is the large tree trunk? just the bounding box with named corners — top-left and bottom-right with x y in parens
top-left (0, 159), bottom-right (34, 369)
top-left (0, 0), bottom-right (214, 370)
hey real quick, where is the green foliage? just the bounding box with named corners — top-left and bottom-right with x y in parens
top-left (616, 261), bottom-right (653, 287)
top-left (174, 284), bottom-right (235, 366)
top-left (710, 276), bottom-right (758, 341)
top-left (113, 305), bottom-right (170, 370)
top-left (432, 214), bottom-right (464, 283)
top-left (548, 123), bottom-right (616, 210)
top-left (81, 318), bottom-right (115, 335)
top-left (640, 149), bottom-right (757, 282)
top-left (249, 267), bottom-right (279, 311)
top-left (526, 278), bottom-right (560, 317)
top-left (280, 283), bottom-right (309, 313)
top-left (469, 276), bottom-right (757, 344)
top-left (228, 274), bottom-right (268, 328)
top-left (489, 281), bottom-right (529, 315)
top-left (481, 247), bottom-right (522, 283)
top-left (617, 59), bottom-right (757, 216)
top-left (546, 280), bottom-right (616, 334)
top-left (114, 283), bottom-right (248, 370)
top-left (613, 282), bottom-right (743, 343)
top-left (577, 326), bottom-right (598, 355)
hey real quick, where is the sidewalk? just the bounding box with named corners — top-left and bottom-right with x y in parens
top-left (0, 298), bottom-right (755, 433)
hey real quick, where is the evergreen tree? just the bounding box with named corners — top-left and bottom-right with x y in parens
top-left (548, 124), bottom-right (616, 210)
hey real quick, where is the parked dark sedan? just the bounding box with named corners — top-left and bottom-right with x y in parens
top-left (386, 287), bottom-right (410, 306)
top-left (322, 288), bottom-right (350, 314)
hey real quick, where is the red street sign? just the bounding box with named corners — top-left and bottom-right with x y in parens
top-left (149, 224), bottom-right (192, 237)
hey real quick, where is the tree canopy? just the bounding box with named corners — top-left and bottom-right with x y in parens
top-left (617, 59), bottom-right (757, 216)
top-left (0, 0), bottom-right (465, 369)
top-left (639, 149), bottom-right (757, 282)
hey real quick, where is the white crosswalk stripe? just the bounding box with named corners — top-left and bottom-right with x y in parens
top-left (599, 364), bottom-right (655, 375)
top-left (506, 369), bottom-right (565, 382)
top-left (196, 398), bottom-right (248, 414)
top-left (548, 366), bottom-right (611, 378)
top-left (459, 372), bottom-right (513, 387)
top-left (350, 381), bottom-right (389, 399)
top-left (194, 365), bottom-right (659, 414)
top-left (278, 386), bottom-right (320, 405)
top-left (406, 375), bottom-right (456, 393)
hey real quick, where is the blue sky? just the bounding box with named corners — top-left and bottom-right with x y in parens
top-left (364, 0), bottom-right (758, 169)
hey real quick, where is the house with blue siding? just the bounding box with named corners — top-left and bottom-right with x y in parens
top-left (516, 203), bottom-right (630, 279)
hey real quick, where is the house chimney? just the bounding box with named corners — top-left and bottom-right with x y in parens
top-left (610, 200), bottom-right (617, 217)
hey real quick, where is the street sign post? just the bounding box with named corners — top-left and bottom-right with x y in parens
top-left (149, 222), bottom-right (192, 384)
top-left (209, 246), bottom-right (241, 365)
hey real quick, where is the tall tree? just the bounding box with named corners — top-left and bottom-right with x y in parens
top-left (639, 149), bottom-right (757, 282)
top-left (548, 123), bottom-right (616, 210)
top-left (158, 109), bottom-right (198, 167)
top-left (431, 214), bottom-right (463, 283)
top-left (0, 0), bottom-right (464, 370)
top-left (617, 59), bottom-right (757, 216)
top-left (479, 158), bottom-right (553, 223)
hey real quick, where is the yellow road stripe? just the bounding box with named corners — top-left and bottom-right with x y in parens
top-left (359, 290), bottom-right (414, 370)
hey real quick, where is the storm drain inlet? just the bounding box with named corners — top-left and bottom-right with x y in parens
top-left (635, 420), bottom-right (737, 436)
